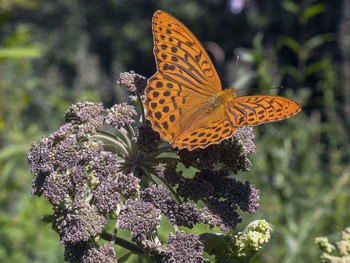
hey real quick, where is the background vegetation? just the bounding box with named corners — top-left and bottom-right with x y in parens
top-left (0, 0), bottom-right (349, 262)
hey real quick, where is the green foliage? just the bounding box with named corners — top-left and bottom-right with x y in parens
top-left (235, 1), bottom-right (350, 262)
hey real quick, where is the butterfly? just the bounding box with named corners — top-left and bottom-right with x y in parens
top-left (144, 10), bottom-right (301, 151)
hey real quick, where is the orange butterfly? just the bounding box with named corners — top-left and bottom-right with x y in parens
top-left (144, 10), bottom-right (301, 151)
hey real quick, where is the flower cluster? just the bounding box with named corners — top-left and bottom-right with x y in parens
top-left (315, 227), bottom-right (350, 262)
top-left (117, 70), bottom-right (147, 94)
top-left (105, 102), bottom-right (137, 129)
top-left (135, 123), bottom-right (160, 153)
top-left (28, 72), bottom-right (265, 262)
top-left (177, 168), bottom-right (260, 229)
top-left (204, 220), bottom-right (272, 263)
top-left (64, 241), bottom-right (117, 263)
top-left (177, 126), bottom-right (255, 173)
top-left (28, 101), bottom-right (140, 262)
top-left (142, 231), bottom-right (204, 263)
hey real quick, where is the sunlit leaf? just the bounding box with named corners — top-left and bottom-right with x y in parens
top-left (278, 36), bottom-right (301, 54)
top-left (303, 3), bottom-right (326, 19)
top-left (0, 47), bottom-right (41, 59)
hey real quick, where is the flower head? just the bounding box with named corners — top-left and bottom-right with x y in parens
top-left (117, 70), bottom-right (147, 94)
top-left (143, 230), bottom-right (204, 263)
top-left (55, 203), bottom-right (107, 246)
top-left (105, 103), bottom-right (137, 129)
top-left (177, 127), bottom-right (255, 173)
top-left (64, 241), bottom-right (117, 263)
top-left (119, 199), bottom-right (161, 243)
top-left (135, 123), bottom-right (160, 154)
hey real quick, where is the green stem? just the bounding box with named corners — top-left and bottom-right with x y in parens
top-left (101, 231), bottom-right (144, 255)
top-left (136, 91), bottom-right (146, 125)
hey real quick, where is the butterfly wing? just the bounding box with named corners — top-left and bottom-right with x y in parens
top-left (173, 107), bottom-right (237, 150)
top-left (145, 72), bottom-right (210, 144)
top-left (145, 10), bottom-right (223, 147)
top-left (226, 95), bottom-right (301, 127)
top-left (151, 10), bottom-right (222, 95)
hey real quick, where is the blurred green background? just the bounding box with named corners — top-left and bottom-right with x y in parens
top-left (0, 0), bottom-right (349, 262)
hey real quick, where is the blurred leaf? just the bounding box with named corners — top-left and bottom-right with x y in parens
top-left (303, 33), bottom-right (335, 53)
top-left (303, 3), bottom-right (326, 19)
top-left (236, 48), bottom-right (256, 63)
top-left (252, 32), bottom-right (264, 51)
top-left (0, 0), bottom-right (39, 10)
top-left (278, 36), bottom-right (301, 54)
top-left (305, 61), bottom-right (324, 76)
top-left (0, 47), bottom-right (41, 59)
top-left (236, 71), bottom-right (257, 90)
top-left (0, 144), bottom-right (27, 161)
top-left (282, 0), bottom-right (299, 15)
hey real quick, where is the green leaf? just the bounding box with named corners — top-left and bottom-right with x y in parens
top-left (0, 144), bottom-right (28, 161)
top-left (303, 33), bottom-right (335, 53)
top-left (303, 3), bottom-right (326, 19)
top-left (305, 61), bottom-right (325, 76)
top-left (278, 36), bottom-right (301, 54)
top-left (282, 1), bottom-right (299, 15)
top-left (0, 46), bottom-right (42, 59)
top-left (118, 251), bottom-right (133, 263)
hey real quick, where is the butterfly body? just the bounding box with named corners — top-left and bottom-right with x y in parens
top-left (208, 88), bottom-right (238, 111)
top-left (145, 10), bottom-right (301, 151)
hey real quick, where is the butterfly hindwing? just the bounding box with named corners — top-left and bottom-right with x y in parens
top-left (226, 95), bottom-right (301, 127)
top-left (173, 108), bottom-right (236, 150)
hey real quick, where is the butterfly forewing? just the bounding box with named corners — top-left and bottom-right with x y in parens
top-left (152, 10), bottom-right (222, 96)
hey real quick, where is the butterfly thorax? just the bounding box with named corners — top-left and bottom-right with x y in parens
top-left (206, 88), bottom-right (239, 114)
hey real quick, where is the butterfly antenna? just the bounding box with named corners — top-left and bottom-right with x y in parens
top-left (239, 86), bottom-right (284, 91)
top-left (233, 55), bottom-right (239, 89)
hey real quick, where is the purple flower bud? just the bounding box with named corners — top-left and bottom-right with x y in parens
top-left (115, 173), bottom-right (140, 200)
top-left (56, 203), bottom-right (107, 245)
top-left (81, 242), bottom-right (117, 263)
top-left (119, 199), bottom-right (161, 243)
top-left (27, 136), bottom-right (54, 175)
top-left (105, 103), bottom-right (137, 129)
top-left (135, 123), bottom-right (160, 153)
top-left (142, 230), bottom-right (204, 263)
top-left (177, 176), bottom-right (214, 202)
top-left (177, 144), bottom-right (220, 170)
top-left (200, 207), bottom-right (229, 232)
top-left (64, 241), bottom-right (117, 263)
top-left (93, 177), bottom-right (122, 214)
top-left (233, 126), bottom-right (256, 155)
top-left (207, 199), bottom-right (242, 229)
top-left (64, 102), bottom-right (105, 123)
top-left (117, 70), bottom-right (147, 94)
top-left (140, 184), bottom-right (174, 213)
top-left (170, 202), bottom-right (202, 229)
top-left (177, 128), bottom-right (255, 173)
